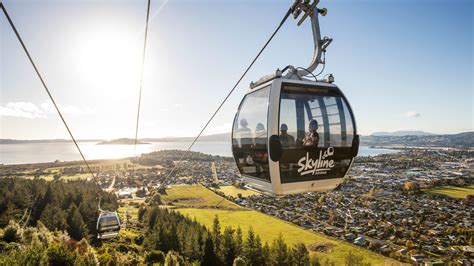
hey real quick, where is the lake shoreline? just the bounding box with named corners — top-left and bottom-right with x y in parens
top-left (1, 142), bottom-right (399, 166)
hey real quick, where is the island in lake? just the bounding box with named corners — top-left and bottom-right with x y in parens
top-left (97, 138), bottom-right (150, 145)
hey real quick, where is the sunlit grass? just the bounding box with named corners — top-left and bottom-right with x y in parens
top-left (218, 185), bottom-right (261, 198)
top-left (425, 185), bottom-right (474, 199)
top-left (178, 208), bottom-right (401, 266)
top-left (166, 185), bottom-right (402, 265)
top-left (162, 184), bottom-right (242, 210)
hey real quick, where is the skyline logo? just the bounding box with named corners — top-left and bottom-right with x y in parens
top-left (297, 147), bottom-right (335, 176)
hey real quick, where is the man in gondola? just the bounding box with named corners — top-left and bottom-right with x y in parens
top-left (280, 123), bottom-right (295, 147)
top-left (237, 119), bottom-right (253, 148)
top-left (303, 119), bottom-right (319, 148)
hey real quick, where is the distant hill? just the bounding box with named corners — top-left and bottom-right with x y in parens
top-left (97, 138), bottom-right (149, 145)
top-left (142, 132), bottom-right (231, 143)
top-left (361, 131), bottom-right (474, 148)
top-left (2, 131), bottom-right (472, 148)
top-left (371, 130), bottom-right (434, 136)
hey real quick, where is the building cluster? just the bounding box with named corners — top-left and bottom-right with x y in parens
top-left (233, 149), bottom-right (473, 264)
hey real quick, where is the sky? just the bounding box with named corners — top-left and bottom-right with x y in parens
top-left (0, 0), bottom-right (473, 140)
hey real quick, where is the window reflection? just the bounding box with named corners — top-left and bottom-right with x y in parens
top-left (232, 86), bottom-right (271, 182)
top-left (279, 85), bottom-right (355, 183)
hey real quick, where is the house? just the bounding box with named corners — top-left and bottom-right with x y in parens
top-left (397, 248), bottom-right (408, 255)
top-left (117, 190), bottom-right (132, 199)
top-left (423, 262), bottom-right (447, 266)
top-left (354, 236), bottom-right (365, 246)
top-left (344, 233), bottom-right (355, 240)
top-left (411, 254), bottom-right (427, 263)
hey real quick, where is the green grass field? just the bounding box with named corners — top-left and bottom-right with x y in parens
top-left (162, 185), bottom-right (242, 210)
top-left (425, 185), bottom-right (474, 199)
top-left (178, 208), bottom-right (398, 266)
top-left (20, 173), bottom-right (92, 181)
top-left (166, 185), bottom-right (401, 266)
top-left (218, 186), bottom-right (261, 198)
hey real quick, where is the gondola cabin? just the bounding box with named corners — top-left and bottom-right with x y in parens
top-left (232, 75), bottom-right (359, 195)
top-left (97, 211), bottom-right (121, 239)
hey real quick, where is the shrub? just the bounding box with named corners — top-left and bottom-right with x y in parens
top-left (3, 221), bottom-right (21, 243)
top-left (233, 257), bottom-right (247, 266)
top-left (145, 250), bottom-right (165, 265)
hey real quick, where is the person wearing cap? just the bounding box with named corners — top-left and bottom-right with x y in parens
top-left (303, 119), bottom-right (320, 148)
top-left (280, 123), bottom-right (295, 147)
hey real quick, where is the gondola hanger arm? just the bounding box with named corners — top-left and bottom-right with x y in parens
top-left (286, 0), bottom-right (333, 78)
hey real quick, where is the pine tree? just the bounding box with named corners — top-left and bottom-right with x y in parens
top-left (222, 226), bottom-right (237, 266)
top-left (164, 250), bottom-right (186, 266)
top-left (243, 227), bottom-right (264, 266)
top-left (290, 243), bottom-right (310, 266)
top-left (270, 233), bottom-right (289, 266)
top-left (212, 215), bottom-right (222, 259)
top-left (262, 242), bottom-right (271, 265)
top-left (235, 226), bottom-right (243, 256)
top-left (202, 235), bottom-right (219, 266)
top-left (67, 205), bottom-right (88, 241)
top-left (254, 235), bottom-right (265, 266)
top-left (40, 204), bottom-right (67, 231)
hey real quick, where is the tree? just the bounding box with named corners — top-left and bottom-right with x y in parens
top-left (344, 252), bottom-right (371, 266)
top-left (40, 204), bottom-right (67, 231)
top-left (318, 195), bottom-right (325, 205)
top-left (75, 238), bottom-right (99, 265)
top-left (270, 233), bottom-right (289, 266)
top-left (262, 243), bottom-right (270, 265)
top-left (222, 227), bottom-right (237, 266)
top-left (243, 227), bottom-right (264, 266)
top-left (3, 220), bottom-right (22, 243)
top-left (164, 250), bottom-right (186, 266)
top-left (290, 243), bottom-right (310, 266)
top-left (403, 181), bottom-right (419, 194)
top-left (202, 236), bottom-right (219, 266)
top-left (45, 243), bottom-right (77, 266)
top-left (212, 215), bottom-right (222, 261)
top-left (235, 226), bottom-right (243, 256)
top-left (233, 257), bottom-right (247, 266)
top-left (67, 205), bottom-right (88, 241)
top-left (145, 250), bottom-right (165, 265)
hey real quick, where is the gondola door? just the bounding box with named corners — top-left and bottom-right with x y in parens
top-left (269, 79), bottom-right (358, 194)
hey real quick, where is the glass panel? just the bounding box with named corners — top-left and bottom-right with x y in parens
top-left (278, 84), bottom-right (355, 183)
top-left (232, 86), bottom-right (271, 182)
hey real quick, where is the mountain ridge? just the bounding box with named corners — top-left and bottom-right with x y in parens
top-left (371, 130), bottom-right (434, 136)
top-left (1, 131), bottom-right (472, 147)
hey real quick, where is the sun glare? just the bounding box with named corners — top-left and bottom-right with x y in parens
top-left (74, 29), bottom-right (143, 91)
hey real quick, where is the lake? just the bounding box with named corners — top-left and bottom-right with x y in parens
top-left (0, 142), bottom-right (399, 165)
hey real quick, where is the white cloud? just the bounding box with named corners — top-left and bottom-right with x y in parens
top-left (0, 102), bottom-right (46, 118)
top-left (0, 101), bottom-right (93, 119)
top-left (40, 102), bottom-right (94, 116)
top-left (404, 111), bottom-right (420, 118)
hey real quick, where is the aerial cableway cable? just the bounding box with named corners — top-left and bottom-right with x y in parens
top-left (158, 5), bottom-right (296, 190)
top-left (132, 0), bottom-right (152, 178)
top-left (0, 2), bottom-right (98, 183)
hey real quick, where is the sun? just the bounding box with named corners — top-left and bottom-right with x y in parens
top-left (73, 28), bottom-right (143, 91)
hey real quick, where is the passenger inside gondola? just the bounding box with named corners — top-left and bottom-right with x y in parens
top-left (237, 119), bottom-right (253, 148)
top-left (303, 119), bottom-right (319, 149)
top-left (280, 123), bottom-right (295, 147)
top-left (254, 123), bottom-right (266, 147)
